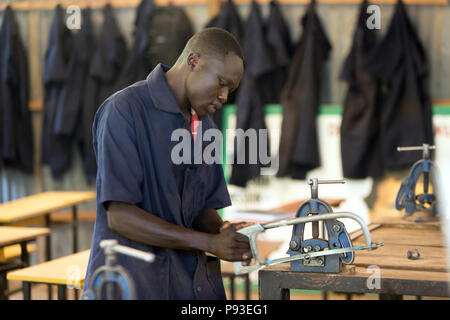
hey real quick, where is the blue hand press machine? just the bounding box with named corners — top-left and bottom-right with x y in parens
top-left (233, 178), bottom-right (384, 275)
top-left (395, 144), bottom-right (440, 222)
top-left (82, 240), bottom-right (155, 300)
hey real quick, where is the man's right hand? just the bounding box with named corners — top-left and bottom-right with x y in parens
top-left (209, 221), bottom-right (253, 265)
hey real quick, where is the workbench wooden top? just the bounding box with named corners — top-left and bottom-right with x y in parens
top-left (0, 226), bottom-right (50, 248)
top-left (0, 191), bottom-right (96, 223)
top-left (7, 250), bottom-right (90, 286)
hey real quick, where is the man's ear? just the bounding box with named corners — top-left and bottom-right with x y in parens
top-left (187, 53), bottom-right (200, 71)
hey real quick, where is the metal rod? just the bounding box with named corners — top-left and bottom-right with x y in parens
top-left (262, 212), bottom-right (373, 249)
top-left (264, 244), bottom-right (368, 266)
top-left (397, 145), bottom-right (436, 151)
top-left (113, 245), bottom-right (155, 263)
top-left (311, 179), bottom-right (346, 184)
top-left (423, 172), bottom-right (429, 194)
top-left (312, 221), bottom-right (319, 238)
top-left (308, 178), bottom-right (345, 199)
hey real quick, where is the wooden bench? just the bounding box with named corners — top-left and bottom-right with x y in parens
top-left (0, 191), bottom-right (96, 262)
top-left (0, 244), bottom-right (37, 263)
top-left (0, 226), bottom-right (50, 299)
top-left (7, 250), bottom-right (90, 300)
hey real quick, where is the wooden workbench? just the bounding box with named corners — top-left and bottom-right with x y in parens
top-left (0, 191), bottom-right (96, 255)
top-left (0, 227), bottom-right (51, 249)
top-left (0, 191), bottom-right (95, 300)
top-left (258, 216), bottom-right (450, 299)
top-left (0, 226), bottom-right (50, 299)
top-left (0, 191), bottom-right (96, 224)
top-left (7, 250), bottom-right (90, 300)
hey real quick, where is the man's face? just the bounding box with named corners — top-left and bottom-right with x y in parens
top-left (185, 52), bottom-right (244, 118)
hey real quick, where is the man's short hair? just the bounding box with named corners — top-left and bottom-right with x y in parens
top-left (181, 27), bottom-right (243, 62)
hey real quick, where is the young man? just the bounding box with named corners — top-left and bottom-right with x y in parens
top-left (83, 28), bottom-right (250, 300)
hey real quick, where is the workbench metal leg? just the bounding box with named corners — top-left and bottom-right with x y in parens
top-left (259, 271), bottom-right (290, 300)
top-left (74, 288), bottom-right (79, 300)
top-left (229, 276), bottom-right (235, 300)
top-left (45, 213), bottom-right (52, 300)
top-left (45, 213), bottom-right (52, 261)
top-left (0, 272), bottom-right (7, 300)
top-left (23, 282), bottom-right (31, 300)
top-left (20, 242), bottom-right (30, 267)
top-left (245, 274), bottom-right (250, 300)
top-left (72, 206), bottom-right (78, 253)
top-left (57, 285), bottom-right (67, 300)
top-left (379, 294), bottom-right (403, 300)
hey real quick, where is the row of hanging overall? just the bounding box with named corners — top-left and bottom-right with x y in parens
top-left (0, 0), bottom-right (194, 182)
top-left (0, 0), bottom-right (435, 187)
top-left (219, 0), bottom-right (434, 187)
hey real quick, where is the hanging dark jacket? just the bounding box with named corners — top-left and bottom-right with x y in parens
top-left (366, 0), bottom-right (433, 169)
top-left (205, 0), bottom-right (243, 129)
top-left (261, 0), bottom-right (293, 104)
top-left (147, 4), bottom-right (193, 70)
top-left (339, 0), bottom-right (383, 179)
top-left (206, 0), bottom-right (243, 42)
top-left (53, 8), bottom-right (95, 138)
top-left (0, 5), bottom-right (34, 174)
top-left (116, 0), bottom-right (155, 90)
top-left (277, 0), bottom-right (331, 179)
top-left (229, 0), bottom-right (275, 187)
top-left (41, 5), bottom-right (73, 179)
top-left (81, 4), bottom-right (127, 183)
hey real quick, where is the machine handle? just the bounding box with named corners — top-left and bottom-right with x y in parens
top-left (397, 145), bottom-right (435, 152)
top-left (308, 179), bottom-right (346, 185)
top-left (100, 239), bottom-right (155, 263)
top-left (113, 245), bottom-right (155, 263)
top-left (308, 178), bottom-right (345, 198)
top-left (397, 144), bottom-right (435, 160)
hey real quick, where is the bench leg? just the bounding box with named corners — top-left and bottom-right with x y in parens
top-left (245, 275), bottom-right (250, 300)
top-left (72, 206), bottom-right (78, 253)
top-left (57, 285), bottom-right (67, 300)
top-left (229, 276), bottom-right (235, 300)
top-left (45, 213), bottom-right (53, 300)
top-left (258, 271), bottom-right (290, 300)
top-left (20, 242), bottom-right (30, 267)
top-left (23, 282), bottom-right (31, 300)
top-left (0, 272), bottom-right (8, 300)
